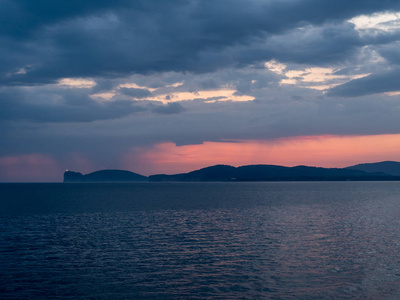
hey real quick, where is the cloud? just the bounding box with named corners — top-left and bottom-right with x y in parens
top-left (118, 87), bottom-right (152, 99)
top-left (327, 68), bottom-right (400, 97)
top-left (0, 86), bottom-right (147, 122)
top-left (151, 102), bottom-right (186, 115)
top-left (349, 11), bottom-right (400, 33)
top-left (377, 41), bottom-right (400, 64)
top-left (2, 0), bottom-right (400, 86)
top-left (0, 0), bottom-right (128, 38)
top-left (58, 78), bottom-right (96, 88)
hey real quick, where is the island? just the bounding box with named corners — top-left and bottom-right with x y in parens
top-left (64, 161), bottom-right (400, 182)
top-left (64, 169), bottom-right (148, 182)
top-left (148, 164), bottom-right (398, 182)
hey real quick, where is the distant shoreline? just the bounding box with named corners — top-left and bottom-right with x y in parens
top-left (63, 161), bottom-right (400, 183)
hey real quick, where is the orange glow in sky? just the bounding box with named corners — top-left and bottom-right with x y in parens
top-left (123, 134), bottom-right (400, 175)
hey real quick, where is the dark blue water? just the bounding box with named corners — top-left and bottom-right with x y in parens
top-left (1, 182), bottom-right (400, 299)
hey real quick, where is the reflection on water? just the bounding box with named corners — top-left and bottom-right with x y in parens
top-left (1, 182), bottom-right (400, 299)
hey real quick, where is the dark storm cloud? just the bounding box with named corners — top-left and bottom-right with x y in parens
top-left (2, 0), bottom-right (400, 86)
top-left (0, 0), bottom-right (128, 37)
top-left (327, 68), bottom-right (400, 97)
top-left (4, 0), bottom-right (399, 39)
top-left (0, 87), bottom-right (146, 122)
top-left (260, 22), bottom-right (363, 65)
top-left (377, 41), bottom-right (400, 64)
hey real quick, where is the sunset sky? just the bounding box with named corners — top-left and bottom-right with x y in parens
top-left (1, 0), bottom-right (400, 181)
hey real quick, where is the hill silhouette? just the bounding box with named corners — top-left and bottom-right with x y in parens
top-left (64, 170), bottom-right (148, 182)
top-left (149, 164), bottom-right (397, 182)
top-left (346, 161), bottom-right (400, 176)
top-left (64, 162), bottom-right (400, 182)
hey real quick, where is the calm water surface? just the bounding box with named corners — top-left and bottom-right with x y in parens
top-left (1, 182), bottom-right (400, 299)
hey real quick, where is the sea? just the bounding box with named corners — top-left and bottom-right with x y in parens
top-left (1, 181), bottom-right (400, 299)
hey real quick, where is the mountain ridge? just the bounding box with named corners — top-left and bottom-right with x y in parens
top-left (64, 169), bottom-right (148, 182)
top-left (64, 161), bottom-right (400, 182)
top-left (345, 161), bottom-right (400, 176)
top-left (148, 164), bottom-right (393, 182)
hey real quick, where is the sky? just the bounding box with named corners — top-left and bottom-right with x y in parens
top-left (1, 0), bottom-right (400, 182)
